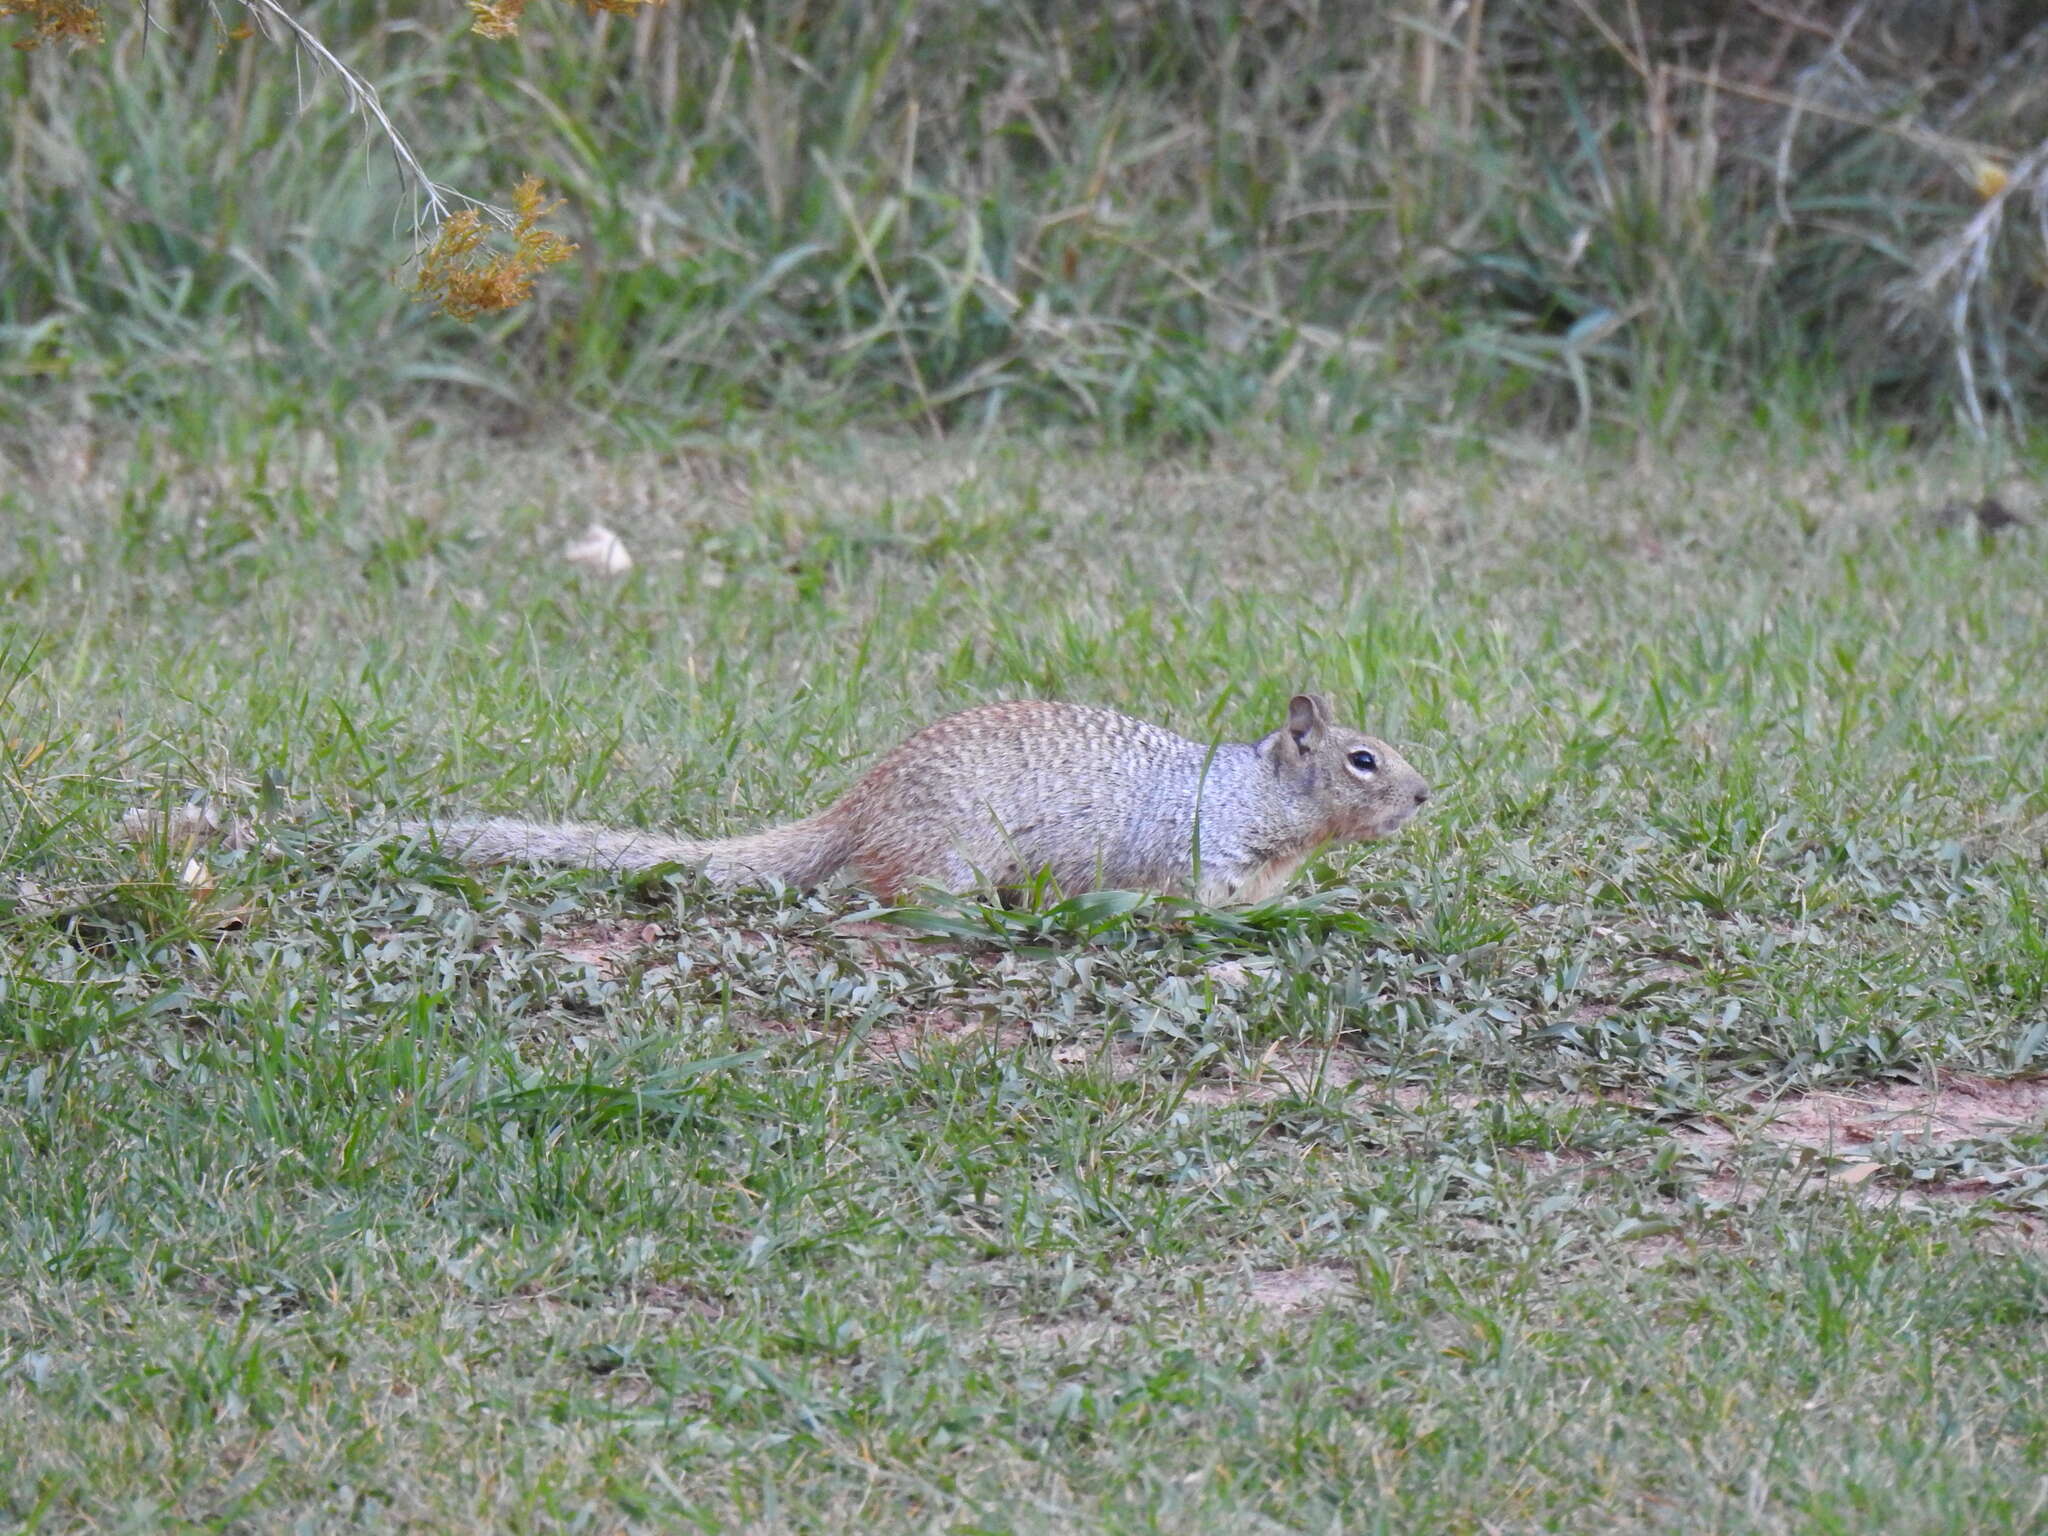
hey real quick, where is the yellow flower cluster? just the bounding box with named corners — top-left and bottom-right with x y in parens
top-left (469, 0), bottom-right (662, 40)
top-left (412, 176), bottom-right (576, 321)
top-left (3, 0), bottom-right (103, 49)
top-left (466, 0), bottom-right (526, 41)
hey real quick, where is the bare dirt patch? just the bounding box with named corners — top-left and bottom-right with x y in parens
top-left (1737, 1075), bottom-right (2048, 1151)
top-left (1161, 1057), bottom-right (2048, 1232)
top-left (1245, 1266), bottom-right (1352, 1313)
top-left (1675, 1075), bottom-right (2048, 1168)
top-left (1178, 1044), bottom-right (1378, 1106)
top-left (1178, 1060), bottom-right (2048, 1154)
top-left (1677, 1076), bottom-right (2048, 1230)
top-left (545, 919), bottom-right (667, 974)
top-left (856, 1010), bottom-right (1034, 1060)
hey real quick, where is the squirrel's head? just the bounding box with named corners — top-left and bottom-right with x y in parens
top-left (1257, 691), bottom-right (1431, 843)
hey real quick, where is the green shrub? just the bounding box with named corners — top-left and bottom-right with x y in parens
top-left (4, 0), bottom-right (2047, 439)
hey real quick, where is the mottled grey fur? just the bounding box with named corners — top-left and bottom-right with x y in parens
top-left (404, 692), bottom-right (1429, 905)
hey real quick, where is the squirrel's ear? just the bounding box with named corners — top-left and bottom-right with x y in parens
top-left (1286, 693), bottom-right (1333, 752)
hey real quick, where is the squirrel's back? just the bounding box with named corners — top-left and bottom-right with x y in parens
top-left (825, 700), bottom-right (1221, 896)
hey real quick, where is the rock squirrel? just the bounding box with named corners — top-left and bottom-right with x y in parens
top-left (395, 692), bottom-right (1429, 905)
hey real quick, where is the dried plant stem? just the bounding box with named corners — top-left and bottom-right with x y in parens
top-left (217, 0), bottom-right (507, 240)
top-left (1915, 133), bottom-right (2048, 434)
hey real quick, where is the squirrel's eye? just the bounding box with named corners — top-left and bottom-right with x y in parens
top-left (1347, 749), bottom-right (1378, 774)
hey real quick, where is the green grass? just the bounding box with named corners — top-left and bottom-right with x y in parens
top-left (7, 1), bottom-right (2048, 437)
top-left (4, 421), bottom-right (2048, 1530)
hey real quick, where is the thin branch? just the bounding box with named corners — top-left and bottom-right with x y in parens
top-left (225, 0), bottom-right (507, 240)
top-left (1909, 131), bottom-right (2048, 435)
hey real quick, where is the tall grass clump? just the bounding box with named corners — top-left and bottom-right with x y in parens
top-left (5, 0), bottom-right (2048, 440)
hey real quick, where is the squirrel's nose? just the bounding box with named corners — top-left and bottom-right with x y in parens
top-left (1413, 786), bottom-right (1431, 805)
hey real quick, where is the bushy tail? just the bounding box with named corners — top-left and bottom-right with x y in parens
top-left (396, 816), bottom-right (703, 871)
top-left (397, 814), bottom-right (853, 888)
